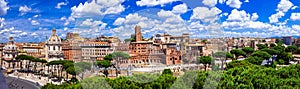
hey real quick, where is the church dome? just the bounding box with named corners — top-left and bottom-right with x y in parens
top-left (3, 37), bottom-right (18, 50)
top-left (46, 28), bottom-right (61, 44)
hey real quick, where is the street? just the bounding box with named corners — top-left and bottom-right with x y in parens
top-left (5, 75), bottom-right (40, 89)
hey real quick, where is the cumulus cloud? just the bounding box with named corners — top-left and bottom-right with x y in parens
top-left (136, 0), bottom-right (179, 7)
top-left (71, 19), bottom-right (107, 38)
top-left (33, 15), bottom-right (39, 18)
top-left (226, 0), bottom-right (242, 9)
top-left (31, 20), bottom-right (40, 25)
top-left (227, 9), bottom-right (258, 22)
top-left (113, 18), bottom-right (125, 26)
top-left (172, 3), bottom-right (188, 14)
top-left (0, 0), bottom-right (9, 16)
top-left (190, 7), bottom-right (222, 22)
top-left (56, 2), bottom-right (68, 9)
top-left (70, 0), bottom-right (125, 17)
top-left (80, 19), bottom-right (106, 28)
top-left (202, 0), bottom-right (218, 7)
top-left (276, 0), bottom-right (293, 12)
top-left (0, 18), bottom-right (5, 28)
top-left (19, 5), bottom-right (32, 16)
top-left (269, 11), bottom-right (285, 23)
top-left (269, 0), bottom-right (294, 23)
top-left (65, 0), bottom-right (125, 26)
top-left (290, 13), bottom-right (300, 20)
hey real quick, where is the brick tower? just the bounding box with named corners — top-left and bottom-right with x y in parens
top-left (135, 25), bottom-right (142, 42)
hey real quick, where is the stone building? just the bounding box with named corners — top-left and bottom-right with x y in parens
top-left (19, 42), bottom-right (45, 59)
top-left (62, 32), bottom-right (84, 62)
top-left (129, 25), bottom-right (182, 66)
top-left (81, 41), bottom-right (114, 61)
top-left (45, 28), bottom-right (64, 62)
top-left (1, 37), bottom-right (19, 69)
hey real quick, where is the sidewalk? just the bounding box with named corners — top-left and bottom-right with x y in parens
top-left (8, 72), bottom-right (50, 86)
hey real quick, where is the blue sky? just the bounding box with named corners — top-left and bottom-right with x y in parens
top-left (1, 0), bottom-right (300, 42)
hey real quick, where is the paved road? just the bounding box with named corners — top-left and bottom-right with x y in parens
top-left (5, 75), bottom-right (40, 89)
top-left (0, 70), bottom-right (9, 89)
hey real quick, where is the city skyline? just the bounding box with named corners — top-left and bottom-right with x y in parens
top-left (1, 0), bottom-right (300, 42)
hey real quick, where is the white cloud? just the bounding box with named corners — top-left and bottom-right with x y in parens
top-left (33, 15), bottom-right (39, 18)
top-left (290, 13), bottom-right (300, 20)
top-left (113, 18), bottom-right (125, 26)
top-left (60, 16), bottom-right (67, 20)
top-left (157, 10), bottom-right (175, 18)
top-left (19, 5), bottom-right (32, 16)
top-left (0, 18), bottom-right (5, 28)
top-left (202, 0), bottom-right (218, 7)
top-left (244, 0), bottom-right (249, 2)
top-left (292, 25), bottom-right (300, 30)
top-left (190, 7), bottom-right (222, 22)
top-left (19, 32), bottom-right (27, 36)
top-left (269, 11), bottom-right (285, 23)
top-left (31, 20), bottom-right (40, 25)
top-left (56, 2), bottom-right (68, 9)
top-left (31, 32), bottom-right (38, 37)
top-left (227, 9), bottom-right (251, 21)
top-left (226, 0), bottom-right (242, 9)
top-left (80, 19), bottom-right (106, 28)
top-left (277, 0), bottom-right (293, 12)
top-left (251, 13), bottom-right (259, 21)
top-left (227, 9), bottom-right (259, 22)
top-left (269, 0), bottom-right (294, 23)
top-left (219, 0), bottom-right (226, 4)
top-left (172, 3), bottom-right (188, 14)
top-left (70, 0), bottom-right (125, 18)
top-left (0, 0), bottom-right (9, 16)
top-left (291, 6), bottom-right (298, 10)
top-left (136, 0), bottom-right (179, 7)
top-left (111, 11), bottom-right (188, 40)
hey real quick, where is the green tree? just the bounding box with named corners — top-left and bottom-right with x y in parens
top-left (104, 54), bottom-right (113, 61)
top-left (242, 47), bottom-right (254, 56)
top-left (226, 60), bottom-right (253, 69)
top-left (285, 45), bottom-right (298, 53)
top-left (270, 43), bottom-right (276, 48)
top-left (281, 52), bottom-right (294, 64)
top-left (97, 60), bottom-right (111, 77)
top-left (245, 56), bottom-right (264, 65)
top-left (230, 49), bottom-right (246, 60)
top-left (251, 51), bottom-right (271, 59)
top-left (261, 48), bottom-right (279, 55)
top-left (256, 44), bottom-right (268, 50)
top-left (162, 69), bottom-right (173, 75)
top-left (198, 56), bottom-right (213, 71)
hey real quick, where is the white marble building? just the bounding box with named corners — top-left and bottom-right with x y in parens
top-left (1, 37), bottom-right (19, 69)
top-left (45, 28), bottom-right (64, 62)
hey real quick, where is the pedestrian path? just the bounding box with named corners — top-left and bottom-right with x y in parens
top-left (8, 72), bottom-right (50, 86)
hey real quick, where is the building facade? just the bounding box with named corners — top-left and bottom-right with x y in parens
top-left (81, 41), bottom-right (114, 61)
top-left (129, 25), bottom-right (182, 66)
top-left (1, 37), bottom-right (19, 69)
top-left (282, 36), bottom-right (293, 45)
top-left (45, 28), bottom-right (64, 62)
